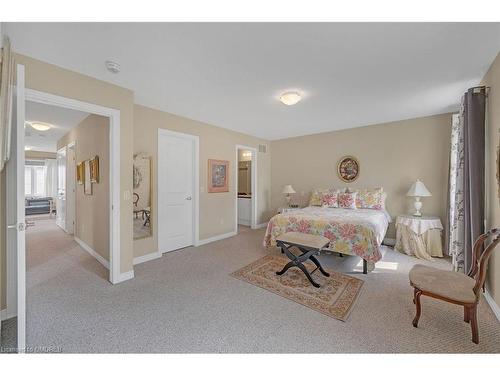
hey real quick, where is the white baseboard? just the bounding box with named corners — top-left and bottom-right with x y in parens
top-left (484, 288), bottom-right (500, 323)
top-left (1, 308), bottom-right (16, 321)
top-left (74, 236), bottom-right (110, 269)
top-left (253, 222), bottom-right (268, 229)
top-left (114, 270), bottom-right (135, 284)
top-left (133, 251), bottom-right (162, 265)
top-left (196, 231), bottom-right (237, 246)
top-left (383, 237), bottom-right (396, 246)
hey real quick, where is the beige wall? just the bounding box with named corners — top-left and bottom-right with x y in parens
top-left (25, 150), bottom-right (57, 160)
top-left (483, 52), bottom-right (500, 307)
top-left (11, 53), bottom-right (134, 274)
top-left (133, 104), bottom-right (272, 257)
top-left (58, 115), bottom-right (110, 261)
top-left (270, 113), bottom-right (453, 238)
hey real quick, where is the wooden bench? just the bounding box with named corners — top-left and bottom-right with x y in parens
top-left (275, 232), bottom-right (331, 288)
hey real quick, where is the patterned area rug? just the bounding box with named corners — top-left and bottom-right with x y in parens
top-left (231, 255), bottom-right (363, 321)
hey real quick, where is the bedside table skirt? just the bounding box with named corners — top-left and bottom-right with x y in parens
top-left (395, 224), bottom-right (443, 260)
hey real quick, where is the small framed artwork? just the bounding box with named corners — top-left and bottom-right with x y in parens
top-left (337, 155), bottom-right (360, 183)
top-left (208, 159), bottom-right (229, 193)
top-left (84, 160), bottom-right (92, 195)
top-left (76, 162), bottom-right (84, 185)
top-left (90, 156), bottom-right (99, 183)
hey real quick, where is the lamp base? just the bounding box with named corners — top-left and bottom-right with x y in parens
top-left (413, 197), bottom-right (423, 217)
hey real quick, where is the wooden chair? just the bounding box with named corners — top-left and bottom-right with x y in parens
top-left (409, 228), bottom-right (500, 344)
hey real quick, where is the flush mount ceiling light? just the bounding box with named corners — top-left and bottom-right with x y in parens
top-left (28, 121), bottom-right (51, 132)
top-left (279, 91), bottom-right (302, 106)
top-left (105, 60), bottom-right (121, 74)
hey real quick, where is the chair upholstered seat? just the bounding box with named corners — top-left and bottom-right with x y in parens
top-left (409, 264), bottom-right (476, 303)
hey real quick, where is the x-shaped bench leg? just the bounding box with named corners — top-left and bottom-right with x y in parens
top-left (276, 243), bottom-right (328, 288)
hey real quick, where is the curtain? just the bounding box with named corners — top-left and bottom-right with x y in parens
top-left (448, 87), bottom-right (486, 272)
top-left (0, 36), bottom-right (14, 172)
top-left (45, 159), bottom-right (58, 199)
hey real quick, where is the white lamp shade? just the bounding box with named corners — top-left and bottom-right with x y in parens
top-left (407, 179), bottom-right (432, 197)
top-left (282, 185), bottom-right (296, 194)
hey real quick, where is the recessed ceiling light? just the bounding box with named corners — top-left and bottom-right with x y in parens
top-left (279, 91), bottom-right (302, 106)
top-left (105, 60), bottom-right (121, 74)
top-left (28, 121), bottom-right (51, 132)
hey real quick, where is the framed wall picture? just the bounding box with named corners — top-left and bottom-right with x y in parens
top-left (84, 160), bottom-right (92, 195)
top-left (337, 155), bottom-right (360, 183)
top-left (76, 162), bottom-right (84, 185)
top-left (90, 156), bottom-right (99, 183)
top-left (208, 159), bottom-right (229, 193)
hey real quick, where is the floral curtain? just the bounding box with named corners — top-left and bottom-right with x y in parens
top-left (448, 111), bottom-right (465, 271)
top-left (448, 87), bottom-right (486, 272)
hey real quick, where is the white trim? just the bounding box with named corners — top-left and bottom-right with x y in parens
top-left (254, 222), bottom-right (268, 229)
top-left (157, 128), bottom-right (200, 248)
top-left (114, 270), bottom-right (135, 283)
top-left (74, 236), bottom-right (110, 269)
top-left (235, 145), bottom-right (258, 231)
top-left (197, 231), bottom-right (237, 246)
top-left (25, 88), bottom-right (123, 284)
top-left (484, 288), bottom-right (500, 323)
top-left (1, 308), bottom-right (16, 321)
top-left (133, 251), bottom-right (162, 265)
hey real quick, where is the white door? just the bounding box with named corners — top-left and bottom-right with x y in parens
top-left (158, 130), bottom-right (196, 252)
top-left (5, 64), bottom-right (26, 352)
top-left (56, 146), bottom-right (67, 231)
top-left (66, 143), bottom-right (76, 234)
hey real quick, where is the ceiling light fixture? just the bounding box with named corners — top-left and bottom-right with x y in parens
top-left (28, 122), bottom-right (51, 132)
top-left (279, 91), bottom-right (302, 106)
top-left (25, 146), bottom-right (32, 151)
top-left (105, 60), bottom-right (121, 74)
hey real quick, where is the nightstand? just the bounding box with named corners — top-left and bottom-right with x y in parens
top-left (395, 214), bottom-right (443, 260)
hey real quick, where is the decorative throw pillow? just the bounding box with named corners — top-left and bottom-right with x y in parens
top-left (321, 191), bottom-right (339, 207)
top-left (338, 192), bottom-right (357, 209)
top-left (356, 189), bottom-right (386, 210)
top-left (309, 188), bottom-right (329, 206)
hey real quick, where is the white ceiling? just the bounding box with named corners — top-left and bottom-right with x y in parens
top-left (6, 23), bottom-right (500, 140)
top-left (25, 101), bottom-right (89, 152)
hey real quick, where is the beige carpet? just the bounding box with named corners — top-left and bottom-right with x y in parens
top-left (3, 219), bottom-right (499, 353)
top-left (232, 255), bottom-right (363, 321)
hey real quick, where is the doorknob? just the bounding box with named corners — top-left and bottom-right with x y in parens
top-left (185, 196), bottom-right (192, 200)
top-left (7, 223), bottom-right (25, 231)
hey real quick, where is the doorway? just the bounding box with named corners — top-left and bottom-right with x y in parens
top-left (235, 145), bottom-right (257, 232)
top-left (2, 70), bottom-right (123, 351)
top-left (157, 129), bottom-right (200, 253)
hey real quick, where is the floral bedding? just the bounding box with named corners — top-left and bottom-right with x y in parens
top-left (263, 206), bottom-right (390, 262)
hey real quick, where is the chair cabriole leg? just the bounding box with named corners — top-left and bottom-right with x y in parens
top-left (412, 288), bottom-right (422, 328)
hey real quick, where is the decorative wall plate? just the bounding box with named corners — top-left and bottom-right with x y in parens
top-left (337, 156), bottom-right (360, 183)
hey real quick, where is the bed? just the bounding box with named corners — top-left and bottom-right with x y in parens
top-left (263, 206), bottom-right (391, 272)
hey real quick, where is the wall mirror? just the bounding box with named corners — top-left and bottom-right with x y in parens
top-left (133, 153), bottom-right (152, 239)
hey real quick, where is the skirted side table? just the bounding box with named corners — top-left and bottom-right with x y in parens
top-left (395, 215), bottom-right (443, 260)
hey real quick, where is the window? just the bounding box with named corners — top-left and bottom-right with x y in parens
top-left (25, 163), bottom-right (47, 197)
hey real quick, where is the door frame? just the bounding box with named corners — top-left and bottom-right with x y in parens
top-left (157, 128), bottom-right (200, 253)
top-left (24, 89), bottom-right (122, 284)
top-left (66, 141), bottom-right (76, 235)
top-left (55, 145), bottom-right (67, 231)
top-left (235, 145), bottom-right (257, 230)
top-left (4, 64), bottom-right (26, 351)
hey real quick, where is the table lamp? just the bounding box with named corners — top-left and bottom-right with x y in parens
top-left (406, 179), bottom-right (432, 217)
top-left (282, 185), bottom-right (296, 207)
